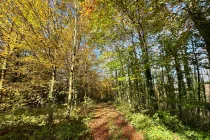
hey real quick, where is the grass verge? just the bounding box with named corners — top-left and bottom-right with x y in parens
top-left (114, 103), bottom-right (210, 140)
top-left (0, 104), bottom-right (93, 140)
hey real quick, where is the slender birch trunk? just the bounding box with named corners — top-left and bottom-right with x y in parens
top-left (66, 1), bottom-right (77, 119)
top-left (47, 65), bottom-right (56, 124)
top-left (0, 46), bottom-right (7, 101)
top-left (49, 67), bottom-right (56, 100)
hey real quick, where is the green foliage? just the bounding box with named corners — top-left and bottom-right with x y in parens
top-left (0, 105), bottom-right (91, 140)
top-left (153, 111), bottom-right (185, 132)
top-left (0, 0), bottom-right (210, 139)
top-left (31, 120), bottom-right (90, 140)
top-left (115, 103), bottom-right (210, 140)
top-left (83, 97), bottom-right (95, 108)
top-left (0, 121), bottom-right (90, 140)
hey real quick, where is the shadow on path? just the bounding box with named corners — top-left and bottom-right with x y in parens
top-left (89, 103), bottom-right (144, 140)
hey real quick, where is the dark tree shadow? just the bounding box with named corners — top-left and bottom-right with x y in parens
top-left (0, 118), bottom-right (92, 140)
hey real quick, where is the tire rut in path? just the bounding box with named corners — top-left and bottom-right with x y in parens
top-left (88, 103), bottom-right (144, 140)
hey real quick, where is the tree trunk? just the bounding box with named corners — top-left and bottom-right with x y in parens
top-left (127, 66), bottom-right (132, 107)
top-left (192, 39), bottom-right (202, 115)
top-left (139, 34), bottom-right (158, 110)
top-left (66, 1), bottom-right (77, 119)
top-left (66, 67), bottom-right (74, 119)
top-left (49, 67), bottom-right (55, 100)
top-left (115, 70), bottom-right (121, 102)
top-left (190, 10), bottom-right (210, 61)
top-left (174, 55), bottom-right (186, 119)
top-left (182, 48), bottom-right (192, 98)
top-left (47, 66), bottom-right (56, 124)
top-left (166, 65), bottom-right (176, 115)
top-left (0, 55), bottom-right (7, 102)
top-left (0, 43), bottom-right (8, 102)
top-left (201, 79), bottom-right (206, 103)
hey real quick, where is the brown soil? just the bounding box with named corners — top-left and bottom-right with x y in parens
top-left (88, 103), bottom-right (144, 140)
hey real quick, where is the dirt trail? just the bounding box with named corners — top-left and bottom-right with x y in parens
top-left (88, 103), bottom-right (144, 140)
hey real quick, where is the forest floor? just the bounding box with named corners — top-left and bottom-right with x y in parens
top-left (88, 103), bottom-right (144, 140)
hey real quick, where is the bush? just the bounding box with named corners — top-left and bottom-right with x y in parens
top-left (0, 120), bottom-right (91, 140)
top-left (83, 97), bottom-right (95, 108)
top-left (152, 111), bottom-right (185, 132)
top-left (115, 103), bottom-right (210, 140)
top-left (0, 104), bottom-right (92, 140)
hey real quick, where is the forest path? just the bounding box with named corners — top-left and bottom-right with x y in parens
top-left (88, 103), bottom-right (144, 140)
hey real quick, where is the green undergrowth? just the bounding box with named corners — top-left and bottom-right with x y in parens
top-left (108, 117), bottom-right (123, 140)
top-left (114, 103), bottom-right (210, 140)
top-left (0, 102), bottom-right (94, 140)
